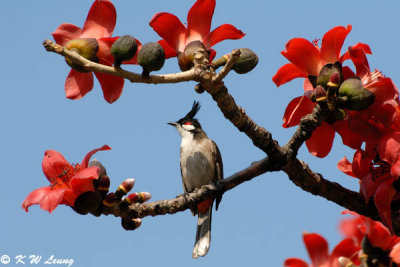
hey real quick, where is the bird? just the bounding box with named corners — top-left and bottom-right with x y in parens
top-left (168, 101), bottom-right (223, 259)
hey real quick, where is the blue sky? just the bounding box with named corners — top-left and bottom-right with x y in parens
top-left (2, 0), bottom-right (400, 266)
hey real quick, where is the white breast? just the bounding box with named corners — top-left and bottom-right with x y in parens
top-left (180, 136), bottom-right (214, 191)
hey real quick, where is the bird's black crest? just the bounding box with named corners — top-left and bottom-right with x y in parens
top-left (184, 101), bottom-right (201, 120)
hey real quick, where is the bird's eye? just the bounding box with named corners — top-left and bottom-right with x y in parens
top-left (184, 121), bottom-right (192, 125)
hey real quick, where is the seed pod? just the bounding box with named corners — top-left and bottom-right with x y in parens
top-left (64, 38), bottom-right (99, 72)
top-left (338, 77), bottom-right (375, 111)
top-left (137, 42), bottom-right (165, 77)
top-left (178, 40), bottom-right (208, 71)
top-left (232, 48), bottom-right (259, 74)
top-left (111, 35), bottom-right (138, 67)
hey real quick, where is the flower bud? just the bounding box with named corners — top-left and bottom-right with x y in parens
top-left (64, 38), bottom-right (99, 72)
top-left (122, 192), bottom-right (152, 205)
top-left (232, 48), bottom-right (259, 74)
top-left (316, 62), bottom-right (342, 88)
top-left (115, 178), bottom-right (135, 198)
top-left (72, 190), bottom-right (102, 215)
top-left (338, 77), bottom-right (375, 111)
top-left (111, 35), bottom-right (138, 67)
top-left (137, 42), bottom-right (165, 77)
top-left (102, 192), bottom-right (117, 208)
top-left (121, 218), bottom-right (142, 231)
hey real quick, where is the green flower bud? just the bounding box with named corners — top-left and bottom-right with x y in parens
top-left (338, 77), bottom-right (375, 111)
top-left (64, 38), bottom-right (99, 72)
top-left (232, 48), bottom-right (259, 74)
top-left (316, 62), bottom-right (342, 88)
top-left (111, 35), bottom-right (138, 67)
top-left (137, 42), bottom-right (165, 77)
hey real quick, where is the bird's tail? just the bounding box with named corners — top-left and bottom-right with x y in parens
top-left (192, 204), bottom-right (212, 259)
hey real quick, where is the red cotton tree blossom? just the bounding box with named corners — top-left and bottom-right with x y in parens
top-left (22, 145), bottom-right (111, 213)
top-left (284, 232), bottom-right (359, 267)
top-left (149, 0), bottom-right (245, 64)
top-left (52, 0), bottom-right (140, 103)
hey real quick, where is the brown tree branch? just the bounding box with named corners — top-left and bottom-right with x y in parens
top-left (43, 39), bottom-right (199, 84)
top-left (44, 39), bottom-right (400, 233)
top-left (105, 157), bottom-right (273, 219)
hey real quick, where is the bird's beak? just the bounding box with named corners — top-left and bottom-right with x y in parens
top-left (167, 122), bottom-right (178, 127)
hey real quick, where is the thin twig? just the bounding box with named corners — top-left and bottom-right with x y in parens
top-left (43, 39), bottom-right (198, 84)
top-left (213, 49), bottom-right (241, 83)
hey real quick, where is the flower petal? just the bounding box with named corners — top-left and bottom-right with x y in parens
top-left (150, 12), bottom-right (186, 52)
top-left (97, 36), bottom-right (119, 64)
top-left (272, 63), bottom-right (308, 87)
top-left (65, 69), bottom-right (94, 100)
top-left (39, 188), bottom-right (66, 213)
top-left (71, 167), bottom-right (100, 195)
top-left (330, 238), bottom-right (360, 267)
top-left (52, 23), bottom-right (82, 46)
top-left (366, 219), bottom-right (393, 250)
top-left (42, 150), bottom-right (72, 183)
top-left (390, 242), bottom-right (400, 264)
top-left (281, 38), bottom-right (321, 76)
top-left (81, 145), bottom-right (111, 168)
top-left (204, 24), bottom-right (245, 49)
top-left (22, 186), bottom-right (51, 212)
top-left (360, 173), bottom-right (377, 202)
top-left (158, 39), bottom-right (178, 59)
top-left (351, 149), bottom-right (372, 178)
top-left (337, 156), bottom-right (356, 177)
top-left (305, 122), bottom-right (335, 157)
top-left (333, 120), bottom-right (363, 149)
top-left (375, 177), bottom-right (397, 229)
top-left (81, 0), bottom-right (116, 38)
top-left (94, 71), bottom-right (124, 103)
top-left (282, 95), bottom-right (315, 128)
top-left (378, 132), bottom-right (400, 165)
top-left (186, 0), bottom-right (215, 43)
top-left (340, 43), bottom-right (372, 63)
top-left (348, 45), bottom-right (370, 79)
top-left (320, 25), bottom-right (352, 64)
top-left (283, 258), bottom-right (309, 267)
top-left (303, 232), bottom-right (329, 266)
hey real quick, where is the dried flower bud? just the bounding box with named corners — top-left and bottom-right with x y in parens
top-left (111, 35), bottom-right (138, 67)
top-left (232, 48), bottom-right (259, 74)
top-left (72, 191), bottom-right (102, 215)
top-left (102, 192), bottom-right (117, 207)
top-left (121, 218), bottom-right (142, 231)
top-left (137, 42), bottom-right (165, 77)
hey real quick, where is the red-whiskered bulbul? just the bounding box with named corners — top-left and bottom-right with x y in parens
top-left (168, 101), bottom-right (223, 259)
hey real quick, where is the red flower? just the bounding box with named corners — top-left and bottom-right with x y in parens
top-left (149, 0), bottom-right (245, 61)
top-left (52, 0), bottom-right (138, 103)
top-left (284, 232), bottom-right (359, 267)
top-left (345, 45), bottom-right (400, 143)
top-left (272, 25), bottom-right (372, 157)
top-left (337, 142), bottom-right (399, 228)
top-left (272, 25), bottom-right (354, 87)
top-left (22, 145), bottom-right (111, 213)
top-left (340, 210), bottom-right (400, 253)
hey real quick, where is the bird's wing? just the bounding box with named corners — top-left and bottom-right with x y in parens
top-left (212, 140), bottom-right (223, 211)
